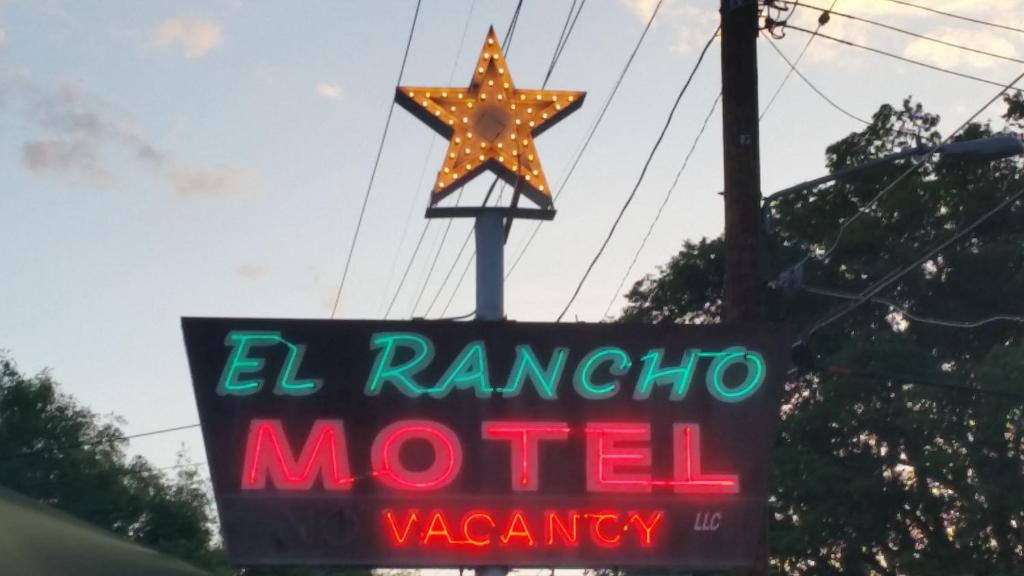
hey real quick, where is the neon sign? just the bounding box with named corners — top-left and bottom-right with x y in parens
top-left (225, 330), bottom-right (766, 402)
top-left (183, 318), bottom-right (789, 568)
top-left (382, 509), bottom-right (664, 549)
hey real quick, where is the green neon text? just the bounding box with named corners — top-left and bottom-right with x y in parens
top-left (501, 345), bottom-right (569, 398)
top-left (364, 332), bottom-right (436, 397)
top-left (573, 347), bottom-right (632, 399)
top-left (704, 347), bottom-right (765, 403)
top-left (218, 331), bottom-right (322, 396)
top-left (634, 348), bottom-right (699, 401)
top-left (359, 332), bottom-right (767, 404)
top-left (432, 340), bottom-right (492, 398)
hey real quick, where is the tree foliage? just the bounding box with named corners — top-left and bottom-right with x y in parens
top-left (619, 97), bottom-right (1024, 574)
top-left (0, 353), bottom-right (231, 572)
top-left (0, 353), bottom-right (372, 576)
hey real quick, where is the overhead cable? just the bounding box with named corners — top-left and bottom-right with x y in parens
top-left (384, 222), bottom-right (432, 319)
top-left (880, 0), bottom-right (1024, 36)
top-left (790, 1), bottom-right (1024, 66)
top-left (330, 0), bottom-right (423, 318)
top-left (784, 24), bottom-right (1024, 94)
top-left (556, 26), bottom-right (720, 322)
top-left (803, 178), bottom-right (1024, 339)
top-left (377, 0), bottom-right (478, 315)
top-left (385, 3), bottom-right (524, 318)
top-left (504, 0), bottom-right (590, 230)
top-left (422, 179), bottom-right (500, 317)
top-left (764, 36), bottom-right (870, 125)
top-left (760, 0), bottom-right (840, 120)
top-left (808, 365), bottom-right (1024, 401)
top-left (803, 284), bottom-right (1024, 329)
top-left (788, 68), bottom-right (1024, 270)
top-left (601, 93), bottom-right (722, 319)
top-left (505, 0), bottom-right (667, 280)
top-left (428, 0), bottom-right (600, 312)
top-left (0, 423), bottom-right (200, 463)
top-left (545, 0), bottom-right (588, 86)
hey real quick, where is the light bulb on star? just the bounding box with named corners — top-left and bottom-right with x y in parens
top-left (396, 27), bottom-right (584, 209)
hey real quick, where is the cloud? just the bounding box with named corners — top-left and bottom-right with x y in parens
top-left (315, 82), bottom-right (343, 101)
top-left (22, 137), bottom-right (113, 185)
top-left (904, 28), bottom-right (1017, 70)
top-left (620, 0), bottom-right (661, 21)
top-left (8, 75), bottom-right (254, 197)
top-left (235, 263), bottom-right (266, 280)
top-left (169, 163), bottom-right (254, 198)
top-left (616, 0), bottom-right (1024, 67)
top-left (147, 18), bottom-right (221, 58)
top-left (774, 0), bottom-right (1024, 64)
top-left (617, 0), bottom-right (719, 54)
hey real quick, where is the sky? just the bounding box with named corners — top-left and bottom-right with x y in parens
top-left (1, 0), bottom-right (1024, 476)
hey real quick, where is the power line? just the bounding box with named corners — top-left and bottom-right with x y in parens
top-left (544, 0), bottom-right (588, 86)
top-left (807, 365), bottom-right (1024, 401)
top-left (760, 0), bottom-right (839, 121)
top-left (423, 226), bottom-right (474, 317)
top-left (783, 24), bottom-right (1024, 94)
top-left (421, 178), bottom-right (501, 317)
top-left (157, 461), bottom-right (208, 473)
top-left (556, 26), bottom-right (719, 322)
top-left (377, 0), bottom-right (478, 316)
top-left (803, 284), bottom-right (1024, 329)
top-left (788, 68), bottom-right (1024, 270)
top-left (503, 0), bottom-right (590, 230)
top-left (441, 252), bottom-right (475, 317)
top-left (879, 0), bottom-right (1024, 36)
top-left (790, 1), bottom-right (1024, 66)
top-left (0, 423), bottom-right (200, 463)
top-left (764, 35), bottom-right (870, 125)
top-left (505, 0), bottom-right (524, 49)
top-left (422, 181), bottom-right (500, 317)
top-left (384, 222), bottom-right (431, 318)
top-left (329, 0), bottom-right (423, 318)
top-left (505, 0), bottom-right (667, 280)
top-left (436, 181), bottom-right (514, 316)
top-left (424, 0), bottom-right (597, 312)
top-left (383, 5), bottom-right (524, 318)
top-left (409, 190), bottom-right (464, 317)
top-left (601, 92), bottom-right (722, 320)
top-left (803, 178), bottom-right (1024, 339)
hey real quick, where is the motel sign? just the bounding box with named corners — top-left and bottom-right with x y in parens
top-left (183, 318), bottom-right (789, 569)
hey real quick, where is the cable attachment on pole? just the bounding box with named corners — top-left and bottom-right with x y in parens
top-left (761, 0), bottom-right (800, 38)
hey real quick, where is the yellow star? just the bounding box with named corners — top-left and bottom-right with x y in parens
top-left (396, 27), bottom-right (584, 209)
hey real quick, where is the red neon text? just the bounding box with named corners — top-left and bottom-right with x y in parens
top-left (371, 420), bottom-right (463, 491)
top-left (242, 419), bottom-right (353, 490)
top-left (240, 419), bottom-right (736, 494)
top-left (482, 421), bottom-right (570, 490)
top-left (585, 423), bottom-right (653, 492)
top-left (382, 509), bottom-right (665, 549)
top-left (671, 424), bottom-right (739, 494)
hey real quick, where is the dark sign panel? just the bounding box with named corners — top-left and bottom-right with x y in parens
top-left (182, 318), bottom-right (789, 569)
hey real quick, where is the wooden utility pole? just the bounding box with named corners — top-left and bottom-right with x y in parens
top-left (721, 0), bottom-right (767, 574)
top-left (721, 0), bottom-right (764, 324)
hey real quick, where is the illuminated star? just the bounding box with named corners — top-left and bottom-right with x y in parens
top-left (396, 27), bottom-right (584, 209)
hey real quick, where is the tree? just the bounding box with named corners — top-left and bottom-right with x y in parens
top-left (0, 352), bottom-right (231, 573)
top-left (0, 353), bottom-right (373, 576)
top-left (619, 97), bottom-right (1024, 574)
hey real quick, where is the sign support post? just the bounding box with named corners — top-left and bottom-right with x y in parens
top-left (474, 209), bottom-right (505, 321)
top-left (476, 209), bottom-right (506, 576)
